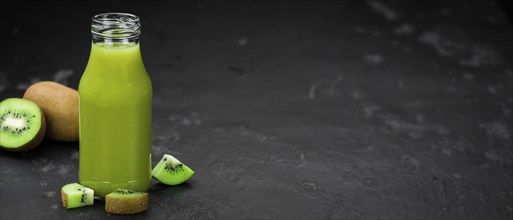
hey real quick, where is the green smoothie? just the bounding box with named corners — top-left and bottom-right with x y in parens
top-left (78, 42), bottom-right (152, 197)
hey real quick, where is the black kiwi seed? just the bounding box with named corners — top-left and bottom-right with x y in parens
top-left (116, 189), bottom-right (136, 195)
top-left (78, 188), bottom-right (88, 203)
top-left (164, 162), bottom-right (184, 173)
top-left (0, 110), bottom-right (35, 138)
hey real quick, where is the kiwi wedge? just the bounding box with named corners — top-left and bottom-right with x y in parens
top-left (0, 98), bottom-right (46, 152)
top-left (61, 183), bottom-right (94, 209)
top-left (105, 189), bottom-right (149, 214)
top-left (152, 154), bottom-right (195, 185)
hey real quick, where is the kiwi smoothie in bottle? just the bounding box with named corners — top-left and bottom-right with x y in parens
top-left (78, 13), bottom-right (152, 197)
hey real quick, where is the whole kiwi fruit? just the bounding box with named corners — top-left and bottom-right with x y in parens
top-left (23, 81), bottom-right (78, 142)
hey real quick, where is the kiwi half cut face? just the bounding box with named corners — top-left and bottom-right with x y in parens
top-left (0, 98), bottom-right (46, 151)
top-left (61, 183), bottom-right (94, 209)
top-left (105, 189), bottom-right (149, 214)
top-left (152, 154), bottom-right (195, 185)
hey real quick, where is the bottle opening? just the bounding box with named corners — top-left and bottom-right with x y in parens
top-left (91, 13), bottom-right (140, 43)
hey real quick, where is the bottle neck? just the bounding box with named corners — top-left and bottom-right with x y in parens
top-left (88, 42), bottom-right (142, 68)
top-left (85, 13), bottom-right (145, 78)
top-left (93, 35), bottom-right (139, 45)
top-left (91, 13), bottom-right (141, 46)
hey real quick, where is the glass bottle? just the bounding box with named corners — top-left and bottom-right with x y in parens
top-left (78, 13), bottom-right (152, 197)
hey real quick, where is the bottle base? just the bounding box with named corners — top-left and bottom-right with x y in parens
top-left (80, 178), bottom-right (151, 198)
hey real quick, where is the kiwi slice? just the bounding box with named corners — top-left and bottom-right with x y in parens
top-left (0, 98), bottom-right (46, 152)
top-left (151, 154), bottom-right (195, 185)
top-left (105, 189), bottom-right (149, 214)
top-left (61, 183), bottom-right (94, 209)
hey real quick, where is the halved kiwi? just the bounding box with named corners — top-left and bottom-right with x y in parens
top-left (61, 183), bottom-right (94, 209)
top-left (0, 98), bottom-right (46, 152)
top-left (151, 154), bottom-right (194, 185)
top-left (105, 189), bottom-right (149, 214)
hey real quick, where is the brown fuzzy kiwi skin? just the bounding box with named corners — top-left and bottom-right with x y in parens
top-left (105, 193), bottom-right (149, 215)
top-left (22, 81), bottom-right (78, 142)
top-left (61, 189), bottom-right (68, 208)
top-left (1, 109), bottom-right (46, 152)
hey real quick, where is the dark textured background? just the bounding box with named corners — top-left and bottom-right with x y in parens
top-left (1, 1), bottom-right (512, 219)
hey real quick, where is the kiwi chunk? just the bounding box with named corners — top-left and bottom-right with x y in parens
top-left (105, 189), bottom-right (149, 214)
top-left (152, 154), bottom-right (195, 185)
top-left (0, 98), bottom-right (46, 152)
top-left (61, 183), bottom-right (94, 209)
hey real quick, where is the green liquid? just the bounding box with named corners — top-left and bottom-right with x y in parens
top-left (78, 42), bottom-right (152, 197)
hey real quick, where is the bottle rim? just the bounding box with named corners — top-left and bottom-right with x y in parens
top-left (91, 12), bottom-right (141, 39)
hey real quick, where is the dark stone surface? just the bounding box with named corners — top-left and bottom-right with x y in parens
top-left (1, 1), bottom-right (512, 219)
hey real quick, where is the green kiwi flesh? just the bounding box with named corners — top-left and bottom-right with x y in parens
top-left (61, 183), bottom-right (94, 209)
top-left (105, 189), bottom-right (148, 214)
top-left (0, 98), bottom-right (45, 151)
top-left (151, 154), bottom-right (194, 185)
